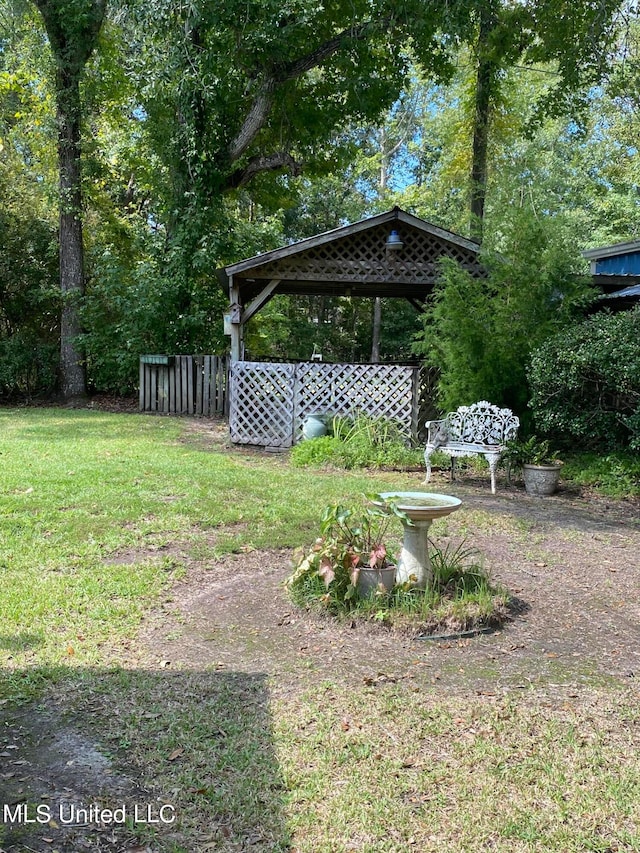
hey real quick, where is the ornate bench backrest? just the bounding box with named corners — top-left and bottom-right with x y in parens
top-left (448, 401), bottom-right (519, 446)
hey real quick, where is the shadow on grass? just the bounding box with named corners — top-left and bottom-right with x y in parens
top-left (0, 632), bottom-right (44, 652)
top-left (0, 666), bottom-right (290, 853)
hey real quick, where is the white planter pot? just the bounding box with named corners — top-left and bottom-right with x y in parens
top-left (356, 565), bottom-right (396, 598)
top-left (523, 463), bottom-right (561, 496)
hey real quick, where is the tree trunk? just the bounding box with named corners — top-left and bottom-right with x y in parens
top-left (371, 128), bottom-right (387, 362)
top-left (57, 71), bottom-right (87, 399)
top-left (470, 10), bottom-right (497, 244)
top-left (32, 0), bottom-right (106, 400)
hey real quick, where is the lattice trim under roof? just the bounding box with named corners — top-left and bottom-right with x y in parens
top-left (234, 223), bottom-right (482, 285)
top-left (221, 207), bottom-right (484, 306)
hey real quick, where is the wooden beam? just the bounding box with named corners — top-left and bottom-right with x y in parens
top-left (406, 297), bottom-right (427, 312)
top-left (229, 278), bottom-right (243, 363)
top-left (241, 278), bottom-right (281, 324)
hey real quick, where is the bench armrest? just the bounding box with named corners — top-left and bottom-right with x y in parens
top-left (425, 418), bottom-right (449, 447)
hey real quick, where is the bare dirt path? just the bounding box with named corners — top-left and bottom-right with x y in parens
top-left (139, 477), bottom-right (640, 700)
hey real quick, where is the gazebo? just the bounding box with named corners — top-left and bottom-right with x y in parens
top-left (218, 207), bottom-right (483, 449)
top-left (221, 206), bottom-right (483, 362)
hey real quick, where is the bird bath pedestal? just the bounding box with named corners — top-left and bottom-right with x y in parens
top-left (373, 492), bottom-right (462, 589)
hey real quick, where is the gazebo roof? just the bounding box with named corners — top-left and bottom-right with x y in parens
top-left (221, 207), bottom-right (483, 306)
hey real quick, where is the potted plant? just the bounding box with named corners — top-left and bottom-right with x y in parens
top-left (286, 498), bottom-right (407, 606)
top-left (502, 436), bottom-right (562, 496)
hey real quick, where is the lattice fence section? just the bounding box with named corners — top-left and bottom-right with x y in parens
top-left (293, 363), bottom-right (419, 443)
top-left (139, 355), bottom-right (228, 416)
top-left (230, 362), bottom-right (295, 448)
top-left (239, 224), bottom-right (483, 284)
top-left (414, 365), bottom-right (440, 444)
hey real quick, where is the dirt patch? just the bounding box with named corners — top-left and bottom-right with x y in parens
top-left (135, 479), bottom-right (640, 698)
top-left (0, 703), bottom-right (151, 852)
top-left (2, 472), bottom-right (640, 852)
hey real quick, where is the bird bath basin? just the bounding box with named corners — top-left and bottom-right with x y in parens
top-left (372, 492), bottom-right (462, 589)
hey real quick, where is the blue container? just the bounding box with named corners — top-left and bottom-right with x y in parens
top-left (302, 414), bottom-right (328, 440)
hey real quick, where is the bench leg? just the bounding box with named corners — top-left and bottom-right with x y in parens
top-left (487, 454), bottom-right (498, 495)
top-left (424, 448), bottom-right (432, 484)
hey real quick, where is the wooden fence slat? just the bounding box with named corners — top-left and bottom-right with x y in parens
top-left (181, 356), bottom-right (189, 414)
top-left (214, 356), bottom-right (224, 415)
top-left (150, 368), bottom-right (157, 412)
top-left (139, 360), bottom-right (145, 411)
top-left (203, 356), bottom-right (211, 416)
top-left (186, 356), bottom-right (194, 413)
top-left (160, 366), bottom-right (169, 413)
top-left (195, 356), bottom-right (204, 415)
top-left (169, 362), bottom-right (176, 413)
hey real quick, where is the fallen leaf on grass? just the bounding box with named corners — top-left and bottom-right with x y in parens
top-left (167, 747), bottom-right (184, 761)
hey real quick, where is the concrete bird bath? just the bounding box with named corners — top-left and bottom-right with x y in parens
top-left (372, 492), bottom-right (462, 589)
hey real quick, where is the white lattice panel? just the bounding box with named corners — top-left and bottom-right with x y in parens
top-left (294, 363), bottom-right (417, 442)
top-left (230, 362), bottom-right (295, 447)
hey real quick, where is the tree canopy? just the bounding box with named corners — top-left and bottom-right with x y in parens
top-left (0, 0), bottom-right (636, 402)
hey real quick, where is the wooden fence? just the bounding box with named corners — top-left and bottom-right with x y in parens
top-left (139, 355), bottom-right (229, 416)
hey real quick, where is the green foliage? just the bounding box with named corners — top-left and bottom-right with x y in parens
top-left (501, 435), bottom-right (559, 470)
top-left (0, 332), bottom-right (58, 398)
top-left (0, 143), bottom-right (59, 397)
top-left (387, 539), bottom-right (509, 635)
top-left (81, 232), bottom-right (229, 393)
top-left (560, 452), bottom-right (640, 499)
top-left (528, 307), bottom-right (640, 451)
top-left (414, 210), bottom-right (593, 422)
top-left (289, 436), bottom-right (342, 468)
top-left (290, 414), bottom-right (422, 470)
top-left (287, 499), bottom-right (405, 611)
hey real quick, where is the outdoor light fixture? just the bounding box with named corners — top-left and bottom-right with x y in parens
top-left (386, 229), bottom-right (404, 250)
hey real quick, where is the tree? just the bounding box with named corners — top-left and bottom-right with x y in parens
top-left (414, 209), bottom-right (594, 423)
top-left (31, 0), bottom-right (106, 399)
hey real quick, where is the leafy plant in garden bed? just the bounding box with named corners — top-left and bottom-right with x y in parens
top-left (387, 540), bottom-right (511, 635)
top-left (286, 498), bottom-right (510, 634)
top-left (560, 451), bottom-right (640, 499)
top-left (290, 413), bottom-right (423, 470)
top-left (286, 499), bottom-right (407, 610)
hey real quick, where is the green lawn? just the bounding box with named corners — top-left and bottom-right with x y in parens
top-left (1, 408), bottom-right (639, 853)
top-left (0, 408), bottom-right (411, 692)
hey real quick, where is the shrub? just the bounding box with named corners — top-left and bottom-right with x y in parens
top-left (413, 210), bottom-right (593, 422)
top-left (290, 436), bottom-right (342, 467)
top-left (290, 414), bottom-right (423, 470)
top-left (0, 333), bottom-right (58, 399)
top-left (528, 307), bottom-right (640, 450)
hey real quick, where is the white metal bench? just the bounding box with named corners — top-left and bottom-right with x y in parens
top-left (424, 401), bottom-right (519, 494)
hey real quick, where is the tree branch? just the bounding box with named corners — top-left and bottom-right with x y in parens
top-left (227, 19), bottom-right (383, 164)
top-left (224, 151), bottom-right (303, 190)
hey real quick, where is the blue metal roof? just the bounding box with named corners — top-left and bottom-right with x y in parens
top-left (601, 283), bottom-right (640, 299)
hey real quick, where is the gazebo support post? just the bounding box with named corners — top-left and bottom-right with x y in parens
top-left (229, 278), bottom-right (243, 363)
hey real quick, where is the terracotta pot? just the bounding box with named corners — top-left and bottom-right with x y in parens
top-left (523, 463), bottom-right (561, 496)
